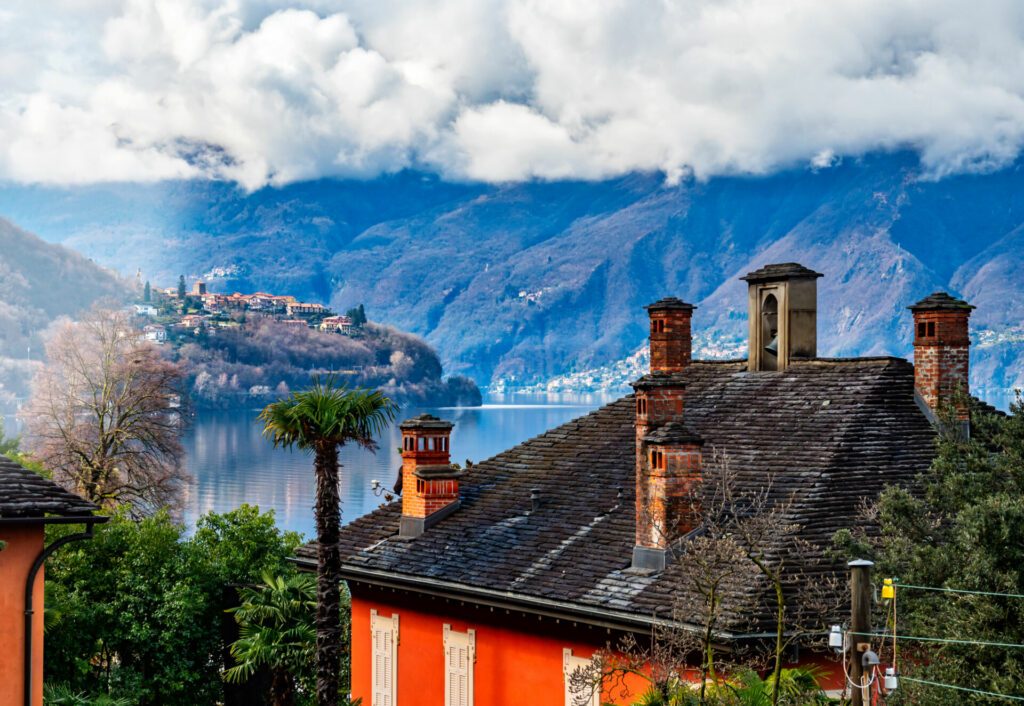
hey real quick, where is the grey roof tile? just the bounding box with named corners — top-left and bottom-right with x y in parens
top-left (0, 457), bottom-right (98, 519)
top-left (301, 358), bottom-right (937, 631)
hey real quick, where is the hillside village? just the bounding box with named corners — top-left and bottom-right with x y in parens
top-left (134, 278), bottom-right (360, 344)
top-left (126, 278), bottom-right (478, 409)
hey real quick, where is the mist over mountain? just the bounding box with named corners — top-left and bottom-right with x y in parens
top-left (0, 218), bottom-right (126, 402)
top-left (1, 151), bottom-right (1022, 402)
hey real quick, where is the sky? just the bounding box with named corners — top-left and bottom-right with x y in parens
top-left (2, 0), bottom-right (1024, 189)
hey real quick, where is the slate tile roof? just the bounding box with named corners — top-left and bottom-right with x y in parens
top-left (297, 357), bottom-right (937, 632)
top-left (0, 456), bottom-right (98, 519)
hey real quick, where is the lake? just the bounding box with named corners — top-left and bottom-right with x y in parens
top-left (181, 393), bottom-right (617, 538)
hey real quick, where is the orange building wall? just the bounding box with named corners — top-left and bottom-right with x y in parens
top-left (0, 523), bottom-right (45, 706)
top-left (350, 586), bottom-right (846, 705)
top-left (351, 588), bottom-right (652, 706)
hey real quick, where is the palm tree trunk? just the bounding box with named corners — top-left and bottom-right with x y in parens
top-left (270, 667), bottom-right (297, 706)
top-left (314, 442), bottom-right (343, 706)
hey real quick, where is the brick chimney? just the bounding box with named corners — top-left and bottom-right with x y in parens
top-left (909, 292), bottom-right (975, 424)
top-left (631, 297), bottom-right (700, 572)
top-left (399, 414), bottom-right (463, 539)
top-left (645, 297), bottom-right (695, 373)
top-left (634, 422), bottom-right (704, 570)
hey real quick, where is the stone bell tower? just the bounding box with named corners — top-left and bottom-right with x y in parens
top-left (740, 263), bottom-right (823, 372)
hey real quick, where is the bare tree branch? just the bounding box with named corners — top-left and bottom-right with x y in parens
top-left (22, 307), bottom-right (189, 516)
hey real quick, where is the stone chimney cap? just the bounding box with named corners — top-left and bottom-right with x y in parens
top-left (644, 297), bottom-right (696, 312)
top-left (643, 421), bottom-right (704, 446)
top-left (412, 464), bottom-right (464, 480)
top-left (740, 263), bottom-right (824, 284)
top-left (631, 372), bottom-right (688, 390)
top-left (400, 414), bottom-right (455, 431)
top-left (908, 291), bottom-right (976, 312)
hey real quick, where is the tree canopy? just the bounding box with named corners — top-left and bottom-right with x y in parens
top-left (834, 395), bottom-right (1024, 704)
top-left (44, 505), bottom-right (303, 706)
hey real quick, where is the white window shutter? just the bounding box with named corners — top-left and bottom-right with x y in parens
top-left (371, 610), bottom-right (399, 706)
top-left (563, 648), bottom-right (600, 706)
top-left (443, 624), bottom-right (475, 706)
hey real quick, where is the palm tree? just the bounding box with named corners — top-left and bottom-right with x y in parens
top-left (225, 572), bottom-right (318, 706)
top-left (259, 378), bottom-right (398, 706)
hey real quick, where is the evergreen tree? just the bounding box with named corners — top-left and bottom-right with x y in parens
top-left (177, 275), bottom-right (186, 300)
top-left (143, 280), bottom-right (151, 302)
top-left (834, 395), bottom-right (1024, 704)
top-left (344, 304), bottom-right (367, 327)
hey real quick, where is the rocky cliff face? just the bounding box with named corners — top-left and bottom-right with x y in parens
top-left (1, 152), bottom-right (1021, 402)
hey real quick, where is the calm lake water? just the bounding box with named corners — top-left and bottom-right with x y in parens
top-left (180, 393), bottom-right (617, 538)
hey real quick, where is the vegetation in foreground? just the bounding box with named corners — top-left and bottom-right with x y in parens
top-left (260, 378), bottom-right (397, 706)
top-left (834, 394), bottom-right (1024, 705)
top-left (41, 505), bottom-right (345, 706)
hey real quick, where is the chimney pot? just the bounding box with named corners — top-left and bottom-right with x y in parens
top-left (909, 292), bottom-right (975, 425)
top-left (399, 414), bottom-right (461, 538)
top-left (644, 298), bottom-right (695, 373)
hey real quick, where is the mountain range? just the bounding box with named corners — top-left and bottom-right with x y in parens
top-left (1, 151), bottom-right (1021, 406)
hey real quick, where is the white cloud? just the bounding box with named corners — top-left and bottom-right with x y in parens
top-left (2, 0), bottom-right (1024, 187)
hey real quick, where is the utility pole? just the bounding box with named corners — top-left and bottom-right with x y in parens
top-left (849, 559), bottom-right (873, 706)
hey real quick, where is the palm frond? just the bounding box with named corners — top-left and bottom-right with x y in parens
top-left (258, 376), bottom-right (398, 453)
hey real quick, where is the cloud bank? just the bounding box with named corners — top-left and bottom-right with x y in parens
top-left (3, 0), bottom-right (1024, 188)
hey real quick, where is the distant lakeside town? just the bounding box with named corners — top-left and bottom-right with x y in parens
top-left (130, 277), bottom-right (480, 410)
top-left (135, 277), bottom-right (362, 344)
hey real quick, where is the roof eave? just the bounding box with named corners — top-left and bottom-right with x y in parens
top-left (0, 513), bottom-right (109, 525)
top-left (289, 556), bottom-right (741, 638)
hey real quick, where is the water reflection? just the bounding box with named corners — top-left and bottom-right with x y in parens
top-left (181, 392), bottom-right (616, 538)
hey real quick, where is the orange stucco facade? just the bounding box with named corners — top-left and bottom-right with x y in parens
top-left (0, 523), bottom-right (45, 706)
top-left (350, 585), bottom-right (845, 705)
top-left (351, 587), bottom-right (647, 706)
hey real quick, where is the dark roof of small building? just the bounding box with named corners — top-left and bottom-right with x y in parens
top-left (297, 358), bottom-right (937, 633)
top-left (644, 421), bottom-right (703, 446)
top-left (400, 414), bottom-right (454, 431)
top-left (0, 456), bottom-right (98, 519)
top-left (632, 371), bottom-right (689, 389)
top-left (644, 297), bottom-right (695, 312)
top-left (908, 291), bottom-right (976, 311)
top-left (740, 263), bottom-right (824, 283)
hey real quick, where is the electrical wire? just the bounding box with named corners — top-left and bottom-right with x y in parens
top-left (895, 582), bottom-right (1024, 600)
top-left (850, 632), bottom-right (1024, 650)
top-left (900, 676), bottom-right (1024, 702)
top-left (840, 640), bottom-right (878, 691)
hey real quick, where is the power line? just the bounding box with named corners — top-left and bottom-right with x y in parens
top-left (851, 632), bottom-right (1024, 650)
top-left (901, 676), bottom-right (1024, 702)
top-left (895, 582), bottom-right (1024, 600)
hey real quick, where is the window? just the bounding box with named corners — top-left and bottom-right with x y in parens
top-left (927, 321), bottom-right (936, 337)
top-left (563, 649), bottom-right (600, 706)
top-left (371, 610), bottom-right (398, 706)
top-left (443, 625), bottom-right (475, 706)
top-left (650, 450), bottom-right (665, 469)
top-left (917, 322), bottom-right (926, 338)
